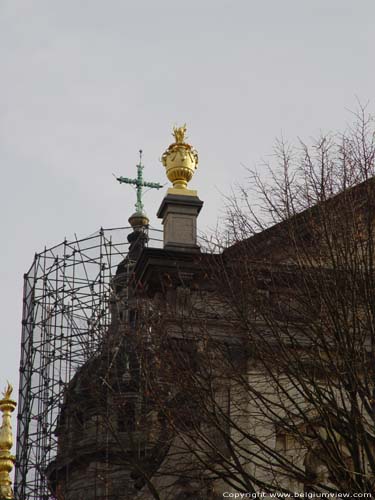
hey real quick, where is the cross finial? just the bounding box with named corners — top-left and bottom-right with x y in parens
top-left (116, 152), bottom-right (163, 214)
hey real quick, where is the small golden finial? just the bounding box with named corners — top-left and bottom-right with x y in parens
top-left (172, 124), bottom-right (187, 144)
top-left (1, 384), bottom-right (12, 401)
top-left (161, 124), bottom-right (199, 196)
top-left (0, 382), bottom-right (17, 500)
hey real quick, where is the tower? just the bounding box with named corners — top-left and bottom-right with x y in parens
top-left (15, 126), bottom-right (208, 500)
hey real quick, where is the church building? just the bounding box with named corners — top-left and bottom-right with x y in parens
top-left (13, 125), bottom-right (375, 499)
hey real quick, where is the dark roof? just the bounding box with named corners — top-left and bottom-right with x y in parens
top-left (224, 175), bottom-right (375, 260)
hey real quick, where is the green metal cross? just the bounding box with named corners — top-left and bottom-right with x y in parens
top-left (116, 150), bottom-right (163, 213)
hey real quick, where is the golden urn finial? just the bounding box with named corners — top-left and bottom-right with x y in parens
top-left (161, 124), bottom-right (198, 195)
top-left (0, 382), bottom-right (17, 500)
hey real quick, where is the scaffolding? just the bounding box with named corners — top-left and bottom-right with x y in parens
top-left (15, 226), bottom-right (162, 500)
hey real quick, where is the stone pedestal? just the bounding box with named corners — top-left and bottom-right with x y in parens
top-left (157, 194), bottom-right (203, 252)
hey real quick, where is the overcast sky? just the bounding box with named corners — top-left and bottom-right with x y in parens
top-left (1, 0), bottom-right (374, 432)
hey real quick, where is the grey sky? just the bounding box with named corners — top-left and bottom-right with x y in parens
top-left (1, 0), bottom-right (374, 432)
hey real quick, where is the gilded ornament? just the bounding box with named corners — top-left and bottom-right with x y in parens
top-left (172, 124), bottom-right (187, 144)
top-left (161, 125), bottom-right (199, 195)
top-left (0, 382), bottom-right (16, 500)
top-left (1, 385), bottom-right (12, 401)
